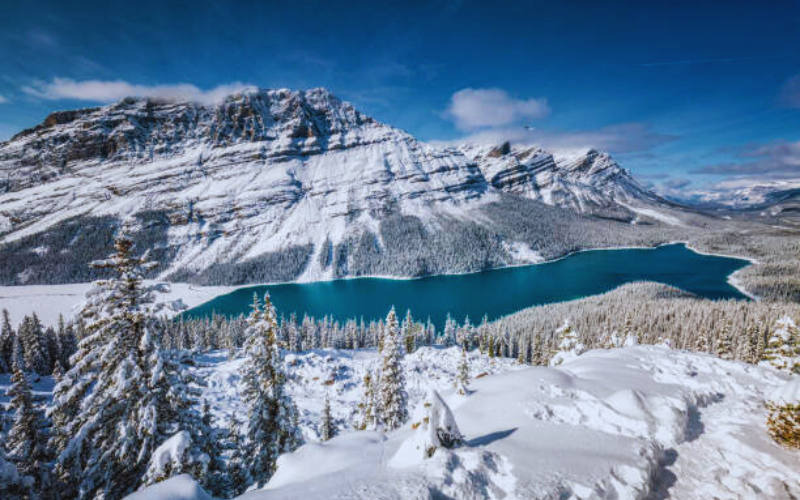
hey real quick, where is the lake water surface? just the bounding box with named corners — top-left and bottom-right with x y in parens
top-left (182, 243), bottom-right (750, 328)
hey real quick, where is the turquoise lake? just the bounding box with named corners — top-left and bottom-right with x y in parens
top-left (182, 243), bottom-right (750, 328)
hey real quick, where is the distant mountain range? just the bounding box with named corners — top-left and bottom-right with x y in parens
top-left (0, 88), bottom-right (706, 286)
top-left (662, 180), bottom-right (799, 227)
top-left (666, 180), bottom-right (800, 209)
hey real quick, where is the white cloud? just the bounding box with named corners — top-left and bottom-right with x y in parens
top-left (0, 95), bottom-right (8, 104)
top-left (21, 78), bottom-right (257, 105)
top-left (691, 139), bottom-right (800, 179)
top-left (445, 88), bottom-right (549, 130)
top-left (437, 122), bottom-right (675, 155)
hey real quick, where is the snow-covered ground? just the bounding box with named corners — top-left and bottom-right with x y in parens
top-left (0, 281), bottom-right (234, 326)
top-left (192, 346), bottom-right (521, 443)
top-left (137, 345), bottom-right (798, 500)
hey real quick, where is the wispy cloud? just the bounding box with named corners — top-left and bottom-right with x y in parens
top-left (636, 172), bottom-right (671, 180)
top-left (690, 139), bottom-right (800, 179)
top-left (444, 88), bottom-right (550, 130)
top-left (779, 73), bottom-right (800, 108)
top-left (21, 78), bottom-right (257, 105)
top-left (0, 95), bottom-right (8, 104)
top-left (440, 122), bottom-right (676, 155)
top-left (662, 178), bottom-right (692, 189)
top-left (640, 54), bottom-right (791, 67)
top-left (25, 28), bottom-right (59, 50)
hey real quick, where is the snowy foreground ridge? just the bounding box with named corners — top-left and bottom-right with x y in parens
top-left (129, 346), bottom-right (799, 500)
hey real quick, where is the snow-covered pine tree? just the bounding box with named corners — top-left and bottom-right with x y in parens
top-left (51, 360), bottom-right (64, 383)
top-left (622, 313), bottom-right (635, 343)
top-left (425, 319), bottom-right (435, 347)
top-left (762, 315), bottom-right (798, 373)
top-left (550, 320), bottom-right (584, 366)
top-left (402, 310), bottom-right (415, 354)
top-left (48, 234), bottom-right (197, 500)
top-left (19, 315), bottom-right (48, 376)
top-left (241, 292), bottom-right (301, 488)
top-left (191, 400), bottom-right (229, 496)
top-left (6, 363), bottom-right (50, 497)
top-left (179, 322), bottom-right (194, 351)
top-left (10, 336), bottom-right (25, 378)
top-left (754, 322), bottom-right (767, 361)
top-left (516, 336), bottom-right (526, 364)
top-left (476, 315), bottom-right (490, 351)
top-left (0, 309), bottom-right (13, 374)
top-left (0, 385), bottom-right (26, 500)
top-left (496, 328), bottom-right (507, 357)
top-left (301, 314), bottom-right (316, 351)
top-left (693, 326), bottom-right (707, 353)
top-left (377, 308), bottom-right (408, 430)
top-left (227, 417), bottom-right (249, 496)
top-left (457, 344), bottom-right (470, 395)
top-left (142, 427), bottom-right (211, 488)
top-left (320, 395), bottom-right (336, 441)
top-left (441, 314), bottom-right (457, 347)
top-left (458, 316), bottom-right (473, 350)
top-left (716, 320), bottom-right (734, 360)
top-left (55, 315), bottom-right (77, 370)
top-left (44, 326), bottom-right (60, 373)
top-left (357, 370), bottom-right (378, 430)
top-left (531, 335), bottom-right (544, 366)
top-left (0, 446), bottom-right (25, 500)
top-left (139, 317), bottom-right (203, 466)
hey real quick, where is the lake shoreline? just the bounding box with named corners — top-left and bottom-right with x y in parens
top-left (184, 240), bottom-right (754, 295)
top-left (0, 242), bottom-right (755, 326)
top-left (182, 244), bottom-right (752, 326)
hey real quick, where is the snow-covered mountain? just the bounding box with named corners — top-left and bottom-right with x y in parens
top-left (670, 180), bottom-right (800, 209)
top-left (664, 180), bottom-right (800, 227)
top-left (0, 88), bottom-right (693, 285)
top-left (460, 142), bottom-right (679, 222)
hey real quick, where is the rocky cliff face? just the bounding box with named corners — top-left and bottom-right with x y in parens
top-left (460, 142), bottom-right (672, 221)
top-left (0, 88), bottom-right (692, 285)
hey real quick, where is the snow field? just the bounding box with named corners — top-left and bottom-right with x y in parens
top-left (191, 346), bottom-right (522, 443)
top-left (0, 281), bottom-right (235, 326)
top-left (174, 345), bottom-right (799, 500)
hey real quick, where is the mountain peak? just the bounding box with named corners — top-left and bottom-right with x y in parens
top-left (1, 86), bottom-right (394, 192)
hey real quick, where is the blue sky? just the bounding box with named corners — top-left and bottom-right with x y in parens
top-left (1, 0), bottom-right (798, 191)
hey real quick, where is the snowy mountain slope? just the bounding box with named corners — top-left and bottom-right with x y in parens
top-left (0, 88), bottom-right (493, 282)
top-left (0, 88), bottom-right (694, 286)
top-left (460, 142), bottom-right (687, 223)
top-left (131, 345), bottom-right (799, 500)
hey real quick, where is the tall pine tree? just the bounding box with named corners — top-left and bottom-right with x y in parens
top-left (20, 315), bottom-right (48, 375)
top-left (6, 363), bottom-right (50, 497)
top-left (320, 395), bottom-right (336, 442)
top-left (241, 293), bottom-right (301, 488)
top-left (48, 235), bottom-right (197, 500)
top-left (357, 370), bottom-right (379, 430)
top-left (0, 309), bottom-right (13, 374)
top-left (377, 308), bottom-right (408, 430)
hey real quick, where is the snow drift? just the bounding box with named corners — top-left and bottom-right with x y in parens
top-left (128, 345), bottom-right (799, 500)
